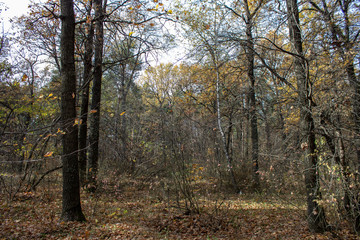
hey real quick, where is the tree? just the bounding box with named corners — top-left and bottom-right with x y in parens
top-left (60, 0), bottom-right (85, 221)
top-left (87, 0), bottom-right (106, 191)
top-left (241, 0), bottom-right (264, 191)
top-left (178, 0), bottom-right (240, 192)
top-left (78, 0), bottom-right (94, 186)
top-left (286, 0), bottom-right (326, 232)
top-left (16, 0), bottom-right (61, 71)
top-left (306, 0), bottom-right (360, 233)
top-left (104, 38), bottom-right (143, 171)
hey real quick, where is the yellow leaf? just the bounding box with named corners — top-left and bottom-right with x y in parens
top-left (120, 111), bottom-right (126, 116)
top-left (73, 118), bottom-right (80, 126)
top-left (21, 74), bottom-right (28, 82)
top-left (44, 152), bottom-right (53, 157)
top-left (167, 9), bottom-right (173, 14)
top-left (57, 128), bottom-right (66, 134)
top-left (129, 31), bottom-right (135, 36)
top-left (48, 93), bottom-right (53, 97)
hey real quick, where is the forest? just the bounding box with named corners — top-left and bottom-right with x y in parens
top-left (0, 0), bottom-right (360, 239)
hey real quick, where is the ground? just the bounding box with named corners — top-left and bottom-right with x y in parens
top-left (0, 177), bottom-right (359, 240)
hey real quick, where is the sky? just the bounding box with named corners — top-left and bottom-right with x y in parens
top-left (1, 0), bottom-right (30, 30)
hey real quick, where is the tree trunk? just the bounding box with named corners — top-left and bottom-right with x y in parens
top-left (286, 0), bottom-right (326, 232)
top-left (60, 0), bottom-right (85, 221)
top-left (79, 1), bottom-right (94, 186)
top-left (244, 0), bottom-right (260, 191)
top-left (87, 0), bottom-right (105, 191)
top-left (246, 25), bottom-right (260, 191)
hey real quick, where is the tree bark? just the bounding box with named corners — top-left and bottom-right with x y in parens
top-left (286, 0), bottom-right (326, 232)
top-left (60, 0), bottom-right (85, 221)
top-left (244, 7), bottom-right (260, 191)
top-left (87, 0), bottom-right (106, 191)
top-left (79, 0), bottom-right (94, 186)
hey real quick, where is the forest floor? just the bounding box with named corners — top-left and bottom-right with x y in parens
top-left (0, 176), bottom-right (359, 240)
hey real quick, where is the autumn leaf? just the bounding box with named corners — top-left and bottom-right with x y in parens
top-left (129, 31), bottom-right (135, 36)
top-left (44, 151), bottom-right (53, 157)
top-left (90, 109), bottom-right (98, 114)
top-left (120, 111), bottom-right (126, 116)
top-left (73, 118), bottom-right (82, 126)
top-left (57, 128), bottom-right (66, 134)
top-left (21, 74), bottom-right (28, 82)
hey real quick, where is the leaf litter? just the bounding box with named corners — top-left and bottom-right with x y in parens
top-left (0, 179), bottom-right (359, 240)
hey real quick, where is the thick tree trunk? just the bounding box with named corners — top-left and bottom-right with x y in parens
top-left (286, 0), bottom-right (326, 232)
top-left (88, 0), bottom-right (105, 191)
top-left (60, 0), bottom-right (85, 221)
top-left (245, 3), bottom-right (260, 191)
top-left (79, 1), bottom-right (94, 186)
top-left (246, 38), bottom-right (260, 191)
